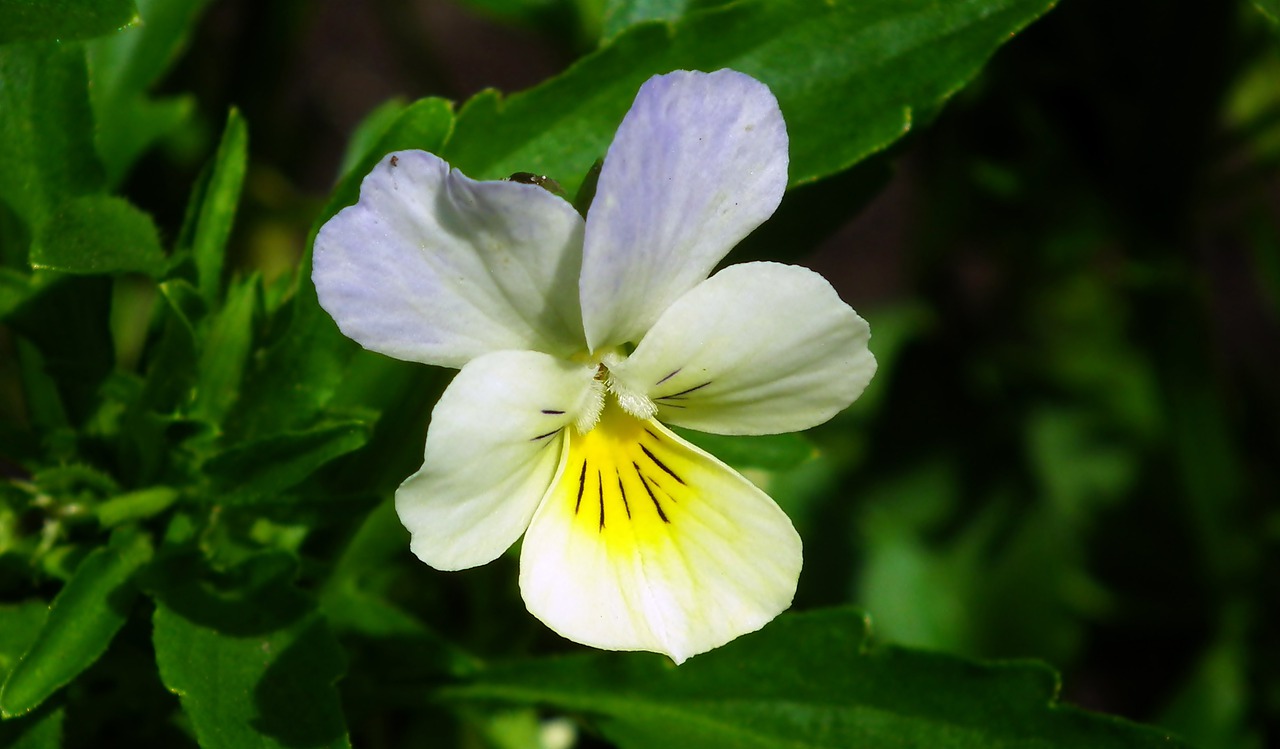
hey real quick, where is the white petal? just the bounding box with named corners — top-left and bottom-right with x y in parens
top-left (396, 350), bottom-right (599, 571)
top-left (519, 403), bottom-right (801, 663)
top-left (314, 150), bottom-right (586, 369)
top-left (580, 70), bottom-right (788, 351)
top-left (613, 262), bottom-right (876, 435)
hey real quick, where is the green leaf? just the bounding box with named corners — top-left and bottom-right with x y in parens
top-left (601, 0), bottom-right (694, 39)
top-left (136, 279), bottom-right (203, 414)
top-left (0, 0), bottom-right (137, 44)
top-left (151, 553), bottom-right (352, 749)
top-left (1255, 0), bottom-right (1280, 28)
top-left (29, 195), bottom-right (166, 277)
top-left (0, 603), bottom-right (48, 684)
top-left (0, 529), bottom-right (152, 718)
top-left (192, 274), bottom-right (258, 422)
top-left (318, 97), bottom-right (455, 226)
top-left (0, 706), bottom-right (64, 749)
top-left (7, 276), bottom-right (114, 426)
top-left (670, 427), bottom-right (815, 471)
top-left (444, 608), bottom-right (1192, 749)
top-left (87, 0), bottom-right (212, 184)
top-left (0, 268), bottom-right (31, 319)
top-left (0, 42), bottom-right (103, 235)
top-left (203, 420), bottom-right (374, 506)
top-left (96, 486), bottom-right (179, 527)
top-left (334, 98), bottom-right (408, 182)
top-left (442, 0), bottom-right (1058, 196)
top-left (321, 500), bottom-right (478, 680)
top-left (224, 98), bottom-right (454, 440)
top-left (192, 109), bottom-right (249, 304)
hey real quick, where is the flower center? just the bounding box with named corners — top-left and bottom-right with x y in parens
top-left (574, 349), bottom-right (657, 434)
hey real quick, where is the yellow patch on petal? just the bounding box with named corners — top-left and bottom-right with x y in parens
top-left (558, 401), bottom-right (704, 550)
top-left (521, 398), bottom-right (801, 662)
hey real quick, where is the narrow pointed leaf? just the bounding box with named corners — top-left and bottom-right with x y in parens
top-left (0, 530), bottom-right (152, 718)
top-left (192, 109), bottom-right (248, 304)
top-left (443, 608), bottom-right (1193, 749)
top-left (192, 274), bottom-right (258, 422)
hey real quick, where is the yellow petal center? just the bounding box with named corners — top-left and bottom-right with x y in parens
top-left (555, 399), bottom-right (695, 552)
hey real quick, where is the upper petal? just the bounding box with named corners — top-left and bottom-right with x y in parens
top-left (519, 403), bottom-right (801, 663)
top-left (314, 150), bottom-right (587, 369)
top-left (579, 70), bottom-right (788, 351)
top-left (396, 350), bottom-right (599, 571)
top-left (612, 262), bottom-right (876, 435)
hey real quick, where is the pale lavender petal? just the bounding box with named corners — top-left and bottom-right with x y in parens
top-left (314, 150), bottom-right (586, 369)
top-left (579, 70), bottom-right (788, 351)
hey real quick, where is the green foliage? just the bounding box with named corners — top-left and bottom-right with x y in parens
top-left (1255, 0), bottom-right (1280, 27)
top-left (0, 0), bottom-right (137, 44)
top-left (0, 42), bottom-right (102, 231)
top-left (151, 553), bottom-right (351, 749)
top-left (0, 530), bottom-right (152, 717)
top-left (446, 608), bottom-right (1189, 749)
top-left (29, 195), bottom-right (166, 277)
top-left (442, 0), bottom-right (1059, 195)
top-left (87, 0), bottom-right (211, 186)
top-left (190, 110), bottom-right (248, 305)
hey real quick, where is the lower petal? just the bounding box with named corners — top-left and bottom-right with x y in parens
top-left (518, 402), bottom-right (801, 663)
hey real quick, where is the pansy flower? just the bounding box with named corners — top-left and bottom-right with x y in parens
top-left (313, 69), bottom-right (876, 663)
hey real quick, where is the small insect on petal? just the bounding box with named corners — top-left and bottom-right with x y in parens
top-left (507, 172), bottom-right (567, 198)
